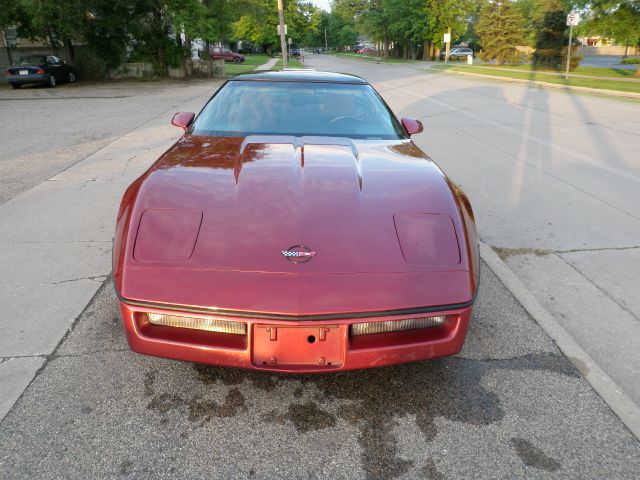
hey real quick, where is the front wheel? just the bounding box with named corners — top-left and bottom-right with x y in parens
top-left (11, 84), bottom-right (20, 89)
top-left (233, 57), bottom-right (241, 64)
top-left (68, 72), bottom-right (76, 83)
top-left (48, 75), bottom-right (56, 88)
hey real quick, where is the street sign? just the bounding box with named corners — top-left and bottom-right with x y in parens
top-left (566, 13), bottom-right (579, 26)
top-left (277, 24), bottom-right (287, 36)
top-left (443, 33), bottom-right (451, 44)
top-left (288, 37), bottom-right (292, 45)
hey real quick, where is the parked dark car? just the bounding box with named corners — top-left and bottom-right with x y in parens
top-left (6, 55), bottom-right (77, 89)
top-left (209, 47), bottom-right (245, 63)
top-left (440, 48), bottom-right (474, 61)
top-left (291, 49), bottom-right (302, 57)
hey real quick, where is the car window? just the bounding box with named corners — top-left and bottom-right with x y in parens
top-left (16, 55), bottom-right (46, 66)
top-left (213, 48), bottom-right (221, 53)
top-left (224, 49), bottom-right (232, 54)
top-left (191, 81), bottom-right (407, 140)
top-left (46, 56), bottom-right (59, 64)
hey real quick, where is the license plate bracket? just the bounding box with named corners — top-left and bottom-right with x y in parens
top-left (253, 324), bottom-right (343, 368)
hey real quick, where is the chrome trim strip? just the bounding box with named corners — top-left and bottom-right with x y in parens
top-left (115, 288), bottom-right (476, 321)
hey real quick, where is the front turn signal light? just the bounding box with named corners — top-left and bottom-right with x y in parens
top-left (147, 313), bottom-right (246, 335)
top-left (350, 315), bottom-right (448, 336)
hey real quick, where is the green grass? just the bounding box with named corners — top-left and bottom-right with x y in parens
top-left (621, 57), bottom-right (640, 65)
top-left (332, 52), bottom-right (422, 64)
top-left (465, 63), bottom-right (637, 78)
top-left (432, 65), bottom-right (640, 94)
top-left (222, 54), bottom-right (273, 75)
top-left (223, 55), bottom-right (306, 76)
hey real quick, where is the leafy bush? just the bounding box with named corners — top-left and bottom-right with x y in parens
top-left (621, 58), bottom-right (640, 65)
top-left (74, 48), bottom-right (108, 80)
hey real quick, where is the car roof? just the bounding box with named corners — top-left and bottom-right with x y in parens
top-left (230, 69), bottom-right (369, 84)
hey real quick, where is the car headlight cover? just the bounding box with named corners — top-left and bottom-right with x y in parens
top-left (147, 313), bottom-right (246, 335)
top-left (350, 315), bottom-right (448, 336)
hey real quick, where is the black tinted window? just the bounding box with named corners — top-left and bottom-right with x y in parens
top-left (191, 81), bottom-right (406, 140)
top-left (16, 56), bottom-right (45, 66)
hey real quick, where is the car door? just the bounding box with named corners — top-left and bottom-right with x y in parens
top-left (223, 49), bottom-right (233, 61)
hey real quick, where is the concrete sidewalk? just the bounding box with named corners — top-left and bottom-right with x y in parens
top-left (0, 84), bottom-right (218, 420)
top-left (255, 58), bottom-right (278, 71)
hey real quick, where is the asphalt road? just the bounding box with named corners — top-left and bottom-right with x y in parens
top-left (2, 267), bottom-right (639, 479)
top-left (0, 79), bottom-right (215, 205)
top-left (1, 63), bottom-right (639, 478)
top-left (580, 55), bottom-right (638, 70)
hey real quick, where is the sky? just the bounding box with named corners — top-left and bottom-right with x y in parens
top-left (310, 0), bottom-right (331, 12)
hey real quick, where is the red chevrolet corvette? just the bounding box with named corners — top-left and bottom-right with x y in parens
top-left (113, 70), bottom-right (479, 372)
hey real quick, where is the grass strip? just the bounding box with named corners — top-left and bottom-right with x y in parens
top-left (433, 65), bottom-right (640, 94)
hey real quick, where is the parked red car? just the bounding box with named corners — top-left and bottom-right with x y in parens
top-left (209, 46), bottom-right (245, 63)
top-left (113, 70), bottom-right (479, 373)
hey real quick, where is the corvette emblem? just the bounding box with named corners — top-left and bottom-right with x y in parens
top-left (282, 245), bottom-right (317, 263)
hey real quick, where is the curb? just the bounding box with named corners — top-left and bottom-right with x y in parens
top-left (433, 68), bottom-right (640, 100)
top-left (479, 242), bottom-right (640, 440)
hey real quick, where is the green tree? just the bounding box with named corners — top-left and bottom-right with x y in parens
top-left (476, 0), bottom-right (525, 64)
top-left (426, 0), bottom-right (476, 53)
top-left (585, 1), bottom-right (640, 58)
top-left (532, 0), bottom-right (569, 69)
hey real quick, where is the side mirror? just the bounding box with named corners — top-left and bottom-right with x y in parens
top-left (171, 112), bottom-right (195, 131)
top-left (401, 118), bottom-right (424, 137)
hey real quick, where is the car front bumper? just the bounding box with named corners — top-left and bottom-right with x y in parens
top-left (118, 300), bottom-right (473, 372)
top-left (7, 73), bottom-right (49, 85)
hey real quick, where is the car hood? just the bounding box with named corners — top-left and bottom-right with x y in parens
top-left (128, 135), bottom-right (465, 276)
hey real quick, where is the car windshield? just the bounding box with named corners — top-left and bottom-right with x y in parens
top-left (15, 56), bottom-right (45, 66)
top-left (190, 80), bottom-right (407, 140)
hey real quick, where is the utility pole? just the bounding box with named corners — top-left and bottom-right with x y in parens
top-left (277, 0), bottom-right (288, 68)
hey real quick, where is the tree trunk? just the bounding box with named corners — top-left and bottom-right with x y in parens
top-left (63, 37), bottom-right (76, 64)
top-left (636, 64), bottom-right (640, 77)
top-left (422, 41), bottom-right (428, 60)
top-left (184, 34), bottom-right (193, 76)
top-left (48, 28), bottom-right (59, 56)
top-left (383, 33), bottom-right (389, 59)
top-left (623, 44), bottom-right (629, 59)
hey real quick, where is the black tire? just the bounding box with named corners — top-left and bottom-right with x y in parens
top-left (233, 57), bottom-right (241, 64)
top-left (11, 84), bottom-right (20, 89)
top-left (68, 71), bottom-right (76, 83)
top-left (48, 75), bottom-right (56, 88)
